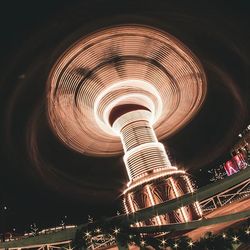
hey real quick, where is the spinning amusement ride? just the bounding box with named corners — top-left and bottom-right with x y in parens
top-left (47, 25), bottom-right (207, 226)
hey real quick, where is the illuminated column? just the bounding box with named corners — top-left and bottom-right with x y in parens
top-left (109, 104), bottom-right (202, 225)
top-left (109, 104), bottom-right (176, 184)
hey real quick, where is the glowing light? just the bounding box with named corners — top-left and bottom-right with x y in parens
top-left (169, 177), bottom-right (189, 222)
top-left (140, 240), bottom-right (146, 246)
top-left (232, 236), bottom-right (238, 242)
top-left (222, 233), bottom-right (227, 238)
top-left (161, 239), bottom-right (166, 245)
top-left (96, 81), bottom-right (162, 132)
top-left (123, 199), bottom-right (129, 214)
top-left (124, 169), bottom-right (185, 193)
top-left (146, 185), bottom-right (155, 205)
top-left (113, 227), bottom-right (120, 235)
top-left (183, 175), bottom-right (195, 193)
top-left (173, 243), bottom-right (178, 248)
top-left (95, 228), bottom-right (101, 233)
top-left (127, 193), bottom-right (135, 213)
top-left (245, 229), bottom-right (250, 235)
top-left (112, 109), bottom-right (154, 136)
top-left (145, 185), bottom-right (162, 225)
top-left (183, 175), bottom-right (202, 217)
top-left (47, 25), bottom-right (207, 156)
top-left (84, 231), bottom-right (91, 238)
top-left (188, 241), bottom-right (194, 247)
top-left (194, 201), bottom-right (203, 217)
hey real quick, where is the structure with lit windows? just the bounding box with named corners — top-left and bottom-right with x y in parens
top-left (47, 25), bottom-right (207, 225)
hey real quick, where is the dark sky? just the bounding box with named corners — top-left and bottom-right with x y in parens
top-left (0, 0), bottom-right (249, 234)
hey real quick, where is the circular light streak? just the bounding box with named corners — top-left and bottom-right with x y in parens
top-left (47, 25), bottom-right (207, 156)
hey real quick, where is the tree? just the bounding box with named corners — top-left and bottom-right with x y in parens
top-left (196, 232), bottom-right (233, 250)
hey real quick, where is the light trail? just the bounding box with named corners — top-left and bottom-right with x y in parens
top-left (47, 25), bottom-right (206, 156)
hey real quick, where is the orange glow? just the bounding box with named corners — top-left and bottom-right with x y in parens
top-left (127, 193), bottom-right (136, 213)
top-left (124, 169), bottom-right (185, 194)
top-left (183, 175), bottom-right (203, 217)
top-left (114, 111), bottom-right (174, 181)
top-left (145, 185), bottom-right (162, 225)
top-left (127, 193), bottom-right (142, 227)
top-left (194, 201), bottom-right (203, 217)
top-left (123, 199), bottom-right (129, 214)
top-left (47, 25), bottom-right (206, 156)
top-left (169, 177), bottom-right (189, 222)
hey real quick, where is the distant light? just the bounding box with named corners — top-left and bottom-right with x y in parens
top-left (3, 206), bottom-right (7, 210)
top-left (95, 228), bottom-right (101, 233)
top-left (188, 241), bottom-right (194, 247)
top-left (85, 231), bottom-right (91, 237)
top-left (232, 236), bottom-right (238, 242)
top-left (113, 227), bottom-right (120, 235)
top-left (245, 229), bottom-right (250, 235)
top-left (222, 233), bottom-right (226, 238)
top-left (18, 74), bottom-right (26, 80)
top-left (247, 125), bottom-right (250, 130)
top-left (140, 240), bottom-right (146, 246)
top-left (238, 134), bottom-right (242, 138)
top-left (161, 239), bottom-right (166, 245)
top-left (174, 243), bottom-right (178, 248)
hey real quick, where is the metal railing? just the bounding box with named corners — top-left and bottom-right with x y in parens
top-left (200, 177), bottom-right (250, 213)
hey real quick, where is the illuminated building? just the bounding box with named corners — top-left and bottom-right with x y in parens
top-left (232, 124), bottom-right (250, 163)
top-left (47, 25), bottom-right (207, 225)
top-left (208, 125), bottom-right (250, 183)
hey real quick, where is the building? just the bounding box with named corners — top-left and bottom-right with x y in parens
top-left (208, 125), bottom-right (250, 183)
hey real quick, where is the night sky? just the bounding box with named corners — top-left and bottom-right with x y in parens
top-left (0, 1), bottom-right (249, 234)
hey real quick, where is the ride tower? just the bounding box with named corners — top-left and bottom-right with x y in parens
top-left (109, 104), bottom-right (202, 225)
